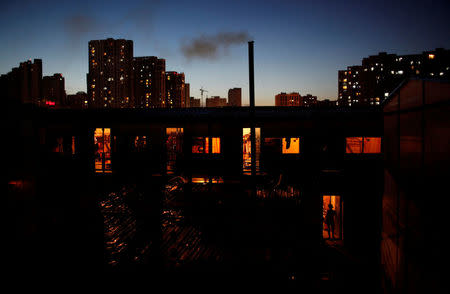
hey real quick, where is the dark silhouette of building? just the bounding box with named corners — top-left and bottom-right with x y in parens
top-left (165, 71), bottom-right (186, 108)
top-left (67, 91), bottom-right (88, 109)
top-left (317, 99), bottom-right (336, 107)
top-left (206, 96), bottom-right (227, 107)
top-left (228, 87), bottom-right (242, 106)
top-left (42, 73), bottom-right (66, 107)
top-left (87, 38), bottom-right (133, 108)
top-left (339, 48), bottom-right (450, 106)
top-left (190, 97), bottom-right (200, 107)
top-left (381, 78), bottom-right (450, 294)
top-left (303, 94), bottom-right (318, 107)
top-left (0, 59), bottom-right (42, 106)
top-left (132, 56), bottom-right (166, 108)
top-left (185, 83), bottom-right (190, 108)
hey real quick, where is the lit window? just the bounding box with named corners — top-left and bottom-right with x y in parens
top-left (428, 54), bottom-right (435, 59)
top-left (94, 128), bottom-right (112, 173)
top-left (72, 136), bottom-right (76, 155)
top-left (192, 137), bottom-right (209, 153)
top-left (212, 137), bottom-right (221, 154)
top-left (192, 137), bottom-right (221, 154)
top-left (133, 136), bottom-right (147, 152)
top-left (363, 137), bottom-right (381, 153)
top-left (346, 137), bottom-right (381, 154)
top-left (345, 137), bottom-right (362, 153)
top-left (166, 128), bottom-right (183, 174)
top-left (243, 128), bottom-right (261, 175)
top-left (53, 137), bottom-right (64, 153)
top-left (282, 138), bottom-right (300, 154)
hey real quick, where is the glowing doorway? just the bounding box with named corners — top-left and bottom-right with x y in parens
top-left (322, 195), bottom-right (343, 240)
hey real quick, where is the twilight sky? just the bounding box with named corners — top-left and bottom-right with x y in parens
top-left (1, 0), bottom-right (449, 105)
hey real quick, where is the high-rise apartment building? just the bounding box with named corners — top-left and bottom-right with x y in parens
top-left (338, 48), bottom-right (450, 106)
top-left (87, 38), bottom-right (133, 108)
top-left (165, 71), bottom-right (186, 108)
top-left (132, 56), bottom-right (166, 108)
top-left (338, 66), bottom-right (362, 106)
top-left (228, 87), bottom-right (242, 106)
top-left (0, 59), bottom-right (42, 105)
top-left (42, 73), bottom-right (66, 107)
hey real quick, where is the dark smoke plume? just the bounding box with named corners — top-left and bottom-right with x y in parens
top-left (181, 32), bottom-right (251, 60)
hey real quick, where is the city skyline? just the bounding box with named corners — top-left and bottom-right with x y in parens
top-left (1, 0), bottom-right (450, 106)
top-left (4, 1), bottom-right (450, 288)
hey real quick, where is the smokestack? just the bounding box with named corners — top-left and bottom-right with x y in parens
top-left (248, 41), bottom-right (256, 177)
top-left (248, 41), bottom-right (255, 109)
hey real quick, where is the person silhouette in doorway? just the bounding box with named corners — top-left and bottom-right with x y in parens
top-left (325, 203), bottom-right (337, 240)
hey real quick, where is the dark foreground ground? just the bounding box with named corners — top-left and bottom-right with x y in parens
top-left (7, 175), bottom-right (381, 292)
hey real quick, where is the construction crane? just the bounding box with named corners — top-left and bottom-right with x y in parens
top-left (200, 87), bottom-right (208, 107)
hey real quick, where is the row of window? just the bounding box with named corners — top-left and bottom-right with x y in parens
top-left (133, 136), bottom-right (379, 155)
top-left (50, 128), bottom-right (381, 174)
